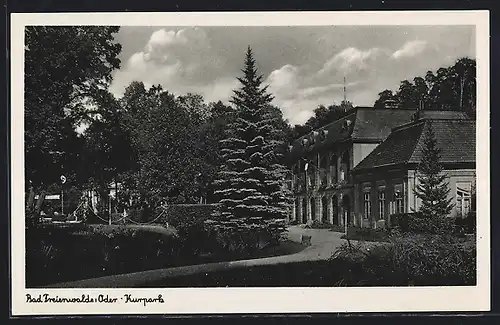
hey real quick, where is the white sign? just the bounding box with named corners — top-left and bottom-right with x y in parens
top-left (60, 175), bottom-right (66, 184)
top-left (34, 194), bottom-right (60, 200)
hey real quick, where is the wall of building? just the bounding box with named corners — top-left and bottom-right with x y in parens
top-left (409, 168), bottom-right (476, 218)
top-left (352, 166), bottom-right (476, 228)
top-left (352, 143), bottom-right (379, 167)
top-left (352, 167), bottom-right (408, 228)
top-left (290, 142), bottom-right (358, 226)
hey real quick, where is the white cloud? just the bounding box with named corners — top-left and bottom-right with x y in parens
top-left (265, 46), bottom-right (391, 124)
top-left (110, 27), bottom-right (225, 98)
top-left (110, 26), bottom-right (473, 125)
top-left (392, 40), bottom-right (428, 59)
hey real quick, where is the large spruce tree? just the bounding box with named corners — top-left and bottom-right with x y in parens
top-left (210, 47), bottom-right (290, 250)
top-left (414, 122), bottom-right (454, 219)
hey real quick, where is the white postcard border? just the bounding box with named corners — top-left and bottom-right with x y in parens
top-left (10, 10), bottom-right (490, 315)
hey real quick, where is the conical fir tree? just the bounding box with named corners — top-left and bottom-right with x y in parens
top-left (211, 47), bottom-right (290, 248)
top-left (414, 122), bottom-right (454, 219)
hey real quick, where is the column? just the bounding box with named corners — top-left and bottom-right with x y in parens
top-left (317, 196), bottom-right (322, 222)
top-left (306, 197), bottom-right (312, 222)
top-left (291, 199), bottom-right (296, 222)
top-left (337, 154), bottom-right (343, 182)
top-left (297, 197), bottom-right (303, 223)
top-left (353, 184), bottom-right (360, 227)
top-left (403, 178), bottom-right (408, 213)
top-left (339, 193), bottom-right (344, 226)
top-left (327, 196), bottom-right (333, 224)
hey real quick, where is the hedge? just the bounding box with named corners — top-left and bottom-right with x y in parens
top-left (389, 212), bottom-right (454, 234)
top-left (389, 211), bottom-right (476, 235)
top-left (25, 224), bottom-right (180, 287)
top-left (341, 227), bottom-right (390, 242)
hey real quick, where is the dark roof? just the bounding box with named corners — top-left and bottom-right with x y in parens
top-left (289, 107), bottom-right (416, 159)
top-left (417, 110), bottom-right (470, 120)
top-left (351, 108), bottom-right (418, 140)
top-left (353, 118), bottom-right (476, 171)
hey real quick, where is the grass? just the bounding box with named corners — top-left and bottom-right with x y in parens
top-left (144, 236), bottom-right (476, 287)
top-left (27, 223), bottom-right (307, 287)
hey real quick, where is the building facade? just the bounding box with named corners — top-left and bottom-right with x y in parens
top-left (287, 107), bottom-right (417, 226)
top-left (351, 114), bottom-right (476, 228)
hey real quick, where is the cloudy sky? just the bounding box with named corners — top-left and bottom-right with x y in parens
top-left (109, 25), bottom-right (475, 125)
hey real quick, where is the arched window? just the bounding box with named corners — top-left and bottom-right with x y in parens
top-left (322, 196), bottom-right (328, 222)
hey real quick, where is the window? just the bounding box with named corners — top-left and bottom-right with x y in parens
top-left (394, 184), bottom-right (404, 213)
top-left (341, 151), bottom-right (350, 179)
top-left (330, 154), bottom-right (337, 184)
top-left (363, 191), bottom-right (371, 218)
top-left (320, 169), bottom-right (327, 186)
top-left (310, 171), bottom-right (315, 187)
top-left (378, 190), bottom-right (386, 220)
top-left (456, 183), bottom-right (472, 217)
top-left (319, 154), bottom-right (327, 169)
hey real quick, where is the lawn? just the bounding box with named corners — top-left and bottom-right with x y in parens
top-left (26, 223), bottom-right (307, 287)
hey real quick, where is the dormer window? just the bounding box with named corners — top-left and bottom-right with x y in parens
top-left (342, 119), bottom-right (352, 131)
top-left (310, 131), bottom-right (319, 144)
top-left (301, 138), bottom-right (308, 146)
top-left (319, 129), bottom-right (328, 141)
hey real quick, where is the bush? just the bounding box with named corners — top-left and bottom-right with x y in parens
top-left (340, 227), bottom-right (389, 242)
top-left (306, 220), bottom-right (333, 229)
top-left (455, 212), bottom-right (476, 234)
top-left (389, 212), bottom-right (455, 235)
top-left (26, 224), bottom-right (180, 287)
top-left (205, 219), bottom-right (287, 257)
top-left (330, 232), bottom-right (476, 286)
top-left (330, 224), bottom-right (346, 233)
top-left (160, 204), bottom-right (220, 257)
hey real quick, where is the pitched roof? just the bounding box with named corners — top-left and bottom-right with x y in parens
top-left (353, 118), bottom-right (476, 171)
top-left (351, 108), bottom-right (418, 140)
top-left (417, 110), bottom-right (470, 120)
top-left (289, 107), bottom-right (416, 159)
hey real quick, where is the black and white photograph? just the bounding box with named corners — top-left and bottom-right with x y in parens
top-left (10, 11), bottom-right (490, 315)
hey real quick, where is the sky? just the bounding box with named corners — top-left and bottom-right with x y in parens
top-left (109, 25), bottom-right (475, 125)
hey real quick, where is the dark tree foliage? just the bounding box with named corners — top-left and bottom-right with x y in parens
top-left (25, 26), bottom-right (122, 190)
top-left (292, 101), bottom-right (354, 139)
top-left (210, 47), bottom-right (291, 250)
top-left (373, 89), bottom-right (395, 109)
top-left (373, 57), bottom-right (476, 116)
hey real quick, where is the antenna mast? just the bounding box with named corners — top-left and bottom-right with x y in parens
top-left (343, 76), bottom-right (347, 104)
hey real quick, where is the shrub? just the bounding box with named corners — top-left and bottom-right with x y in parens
top-left (389, 212), bottom-right (455, 235)
top-left (455, 212), bottom-right (476, 235)
top-left (340, 227), bottom-right (389, 242)
top-left (159, 204), bottom-right (220, 257)
top-left (330, 224), bottom-right (346, 233)
top-left (26, 224), bottom-right (180, 287)
top-left (205, 219), bottom-right (287, 257)
top-left (307, 219), bottom-right (333, 229)
top-left (330, 232), bottom-right (476, 286)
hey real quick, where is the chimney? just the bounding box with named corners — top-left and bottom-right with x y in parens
top-left (383, 99), bottom-right (398, 109)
